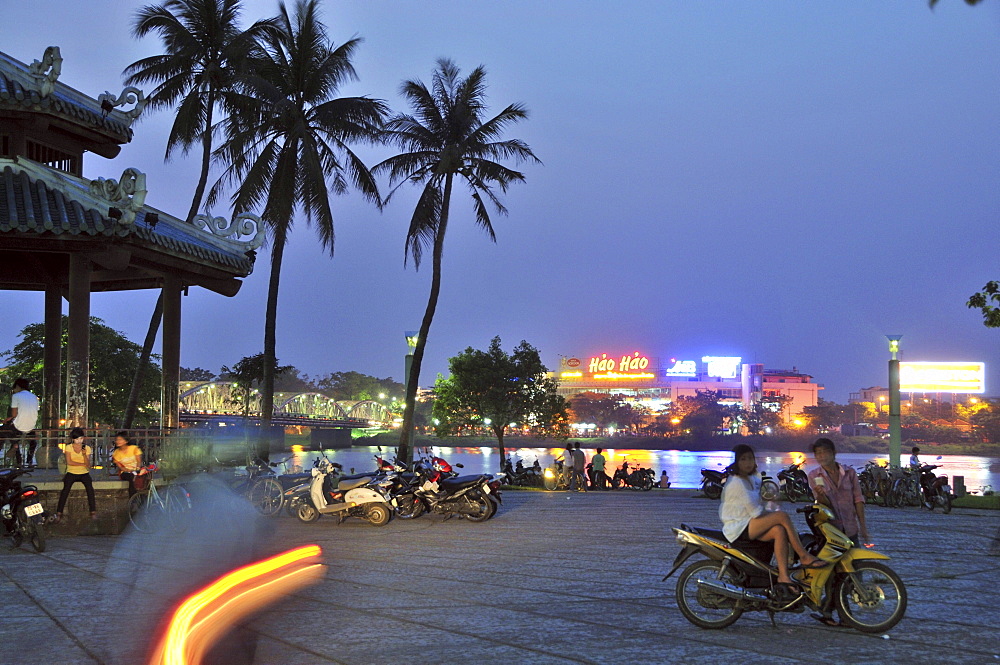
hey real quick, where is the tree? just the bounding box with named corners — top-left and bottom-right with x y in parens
top-left (676, 391), bottom-right (739, 439)
top-left (212, 0), bottom-right (387, 435)
top-left (124, 0), bottom-right (277, 222)
top-left (431, 337), bottom-right (567, 468)
top-left (741, 395), bottom-right (792, 436)
top-left (0, 317), bottom-right (161, 426)
top-left (968, 281), bottom-right (1000, 327)
top-left (180, 366), bottom-right (217, 381)
top-left (316, 371), bottom-right (404, 401)
top-left (376, 59), bottom-right (540, 464)
top-left (219, 353), bottom-right (292, 418)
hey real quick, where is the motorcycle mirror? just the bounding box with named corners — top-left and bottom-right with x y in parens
top-left (456, 463), bottom-right (464, 468)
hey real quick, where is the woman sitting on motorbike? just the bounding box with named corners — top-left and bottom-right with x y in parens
top-left (720, 444), bottom-right (828, 593)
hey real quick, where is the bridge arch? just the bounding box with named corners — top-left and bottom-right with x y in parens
top-left (275, 392), bottom-right (349, 419)
top-left (341, 399), bottom-right (392, 424)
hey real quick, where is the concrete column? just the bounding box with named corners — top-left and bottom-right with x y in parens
top-left (65, 255), bottom-right (90, 428)
top-left (43, 284), bottom-right (62, 429)
top-left (161, 275), bottom-right (182, 429)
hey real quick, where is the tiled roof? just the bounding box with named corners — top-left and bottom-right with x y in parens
top-left (0, 51), bottom-right (133, 141)
top-left (0, 158), bottom-right (254, 274)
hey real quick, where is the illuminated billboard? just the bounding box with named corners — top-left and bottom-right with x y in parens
top-left (899, 362), bottom-right (985, 394)
top-left (702, 356), bottom-right (742, 379)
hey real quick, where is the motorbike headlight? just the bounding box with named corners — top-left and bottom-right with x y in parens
top-left (543, 469), bottom-right (555, 479)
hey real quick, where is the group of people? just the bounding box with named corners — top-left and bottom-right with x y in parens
top-left (3, 378), bottom-right (148, 524)
top-left (719, 437), bottom-right (870, 627)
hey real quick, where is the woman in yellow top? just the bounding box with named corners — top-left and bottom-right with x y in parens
top-left (112, 431), bottom-right (143, 497)
top-left (53, 427), bottom-right (97, 523)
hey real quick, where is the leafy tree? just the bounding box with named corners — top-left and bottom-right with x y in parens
top-left (432, 337), bottom-right (567, 468)
top-left (316, 371), bottom-right (404, 401)
top-left (967, 281), bottom-right (1000, 328)
top-left (741, 395), bottom-right (792, 436)
top-left (0, 317), bottom-right (161, 426)
top-left (375, 59), bottom-right (540, 464)
top-left (212, 0), bottom-right (387, 433)
top-left (567, 392), bottom-right (647, 434)
top-left (219, 353), bottom-right (292, 418)
top-left (124, 0), bottom-right (277, 222)
top-left (676, 391), bottom-right (739, 439)
top-left (970, 401), bottom-right (1000, 443)
top-left (180, 366), bottom-right (216, 381)
top-left (799, 399), bottom-right (851, 432)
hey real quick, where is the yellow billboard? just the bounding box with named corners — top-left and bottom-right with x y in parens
top-left (899, 362), bottom-right (985, 393)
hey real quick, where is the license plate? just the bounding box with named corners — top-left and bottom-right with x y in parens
top-left (483, 485), bottom-right (491, 494)
top-left (25, 503), bottom-right (43, 517)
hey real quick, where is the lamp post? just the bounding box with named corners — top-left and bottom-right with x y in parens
top-left (886, 335), bottom-right (902, 467)
top-left (403, 331), bottom-right (419, 466)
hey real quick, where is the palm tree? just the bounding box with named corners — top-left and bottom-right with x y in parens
top-left (212, 0), bottom-right (386, 436)
top-left (124, 0), bottom-right (276, 223)
top-left (375, 59), bottom-right (540, 464)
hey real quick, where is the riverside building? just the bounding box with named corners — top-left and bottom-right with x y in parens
top-left (552, 352), bottom-right (821, 424)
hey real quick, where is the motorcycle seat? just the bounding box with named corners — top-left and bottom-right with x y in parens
top-left (689, 525), bottom-right (776, 565)
top-left (440, 474), bottom-right (486, 490)
top-left (337, 476), bottom-right (373, 491)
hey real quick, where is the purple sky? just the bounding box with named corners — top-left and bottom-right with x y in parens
top-left (2, 1), bottom-right (999, 403)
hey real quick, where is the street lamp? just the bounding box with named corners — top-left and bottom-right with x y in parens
top-left (886, 335), bottom-right (902, 467)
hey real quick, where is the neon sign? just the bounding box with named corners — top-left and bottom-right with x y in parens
top-left (666, 360), bottom-right (697, 377)
top-left (899, 362), bottom-right (985, 393)
top-left (594, 372), bottom-right (656, 380)
top-left (588, 352), bottom-right (650, 374)
top-left (702, 356), bottom-right (742, 379)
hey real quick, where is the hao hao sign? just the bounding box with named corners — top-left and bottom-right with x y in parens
top-left (588, 352), bottom-right (651, 374)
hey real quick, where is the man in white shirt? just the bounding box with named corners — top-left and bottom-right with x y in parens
top-left (3, 378), bottom-right (39, 468)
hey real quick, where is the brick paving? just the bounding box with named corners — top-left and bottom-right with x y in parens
top-left (1, 476), bottom-right (998, 665)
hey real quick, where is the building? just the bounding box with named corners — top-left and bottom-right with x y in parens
top-left (552, 352), bottom-right (821, 424)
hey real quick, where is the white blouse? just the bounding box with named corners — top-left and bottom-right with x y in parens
top-left (719, 474), bottom-right (764, 542)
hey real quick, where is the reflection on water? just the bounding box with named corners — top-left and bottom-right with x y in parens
top-left (281, 445), bottom-right (1000, 492)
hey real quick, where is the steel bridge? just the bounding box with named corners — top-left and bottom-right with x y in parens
top-left (178, 381), bottom-right (394, 429)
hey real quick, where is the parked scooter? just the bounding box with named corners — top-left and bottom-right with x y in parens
top-left (917, 464), bottom-right (952, 513)
top-left (700, 467), bottom-right (728, 500)
top-left (295, 459), bottom-right (395, 526)
top-left (0, 468), bottom-right (47, 552)
top-left (665, 502), bottom-right (907, 633)
top-left (396, 453), bottom-right (502, 521)
top-left (777, 462), bottom-right (813, 503)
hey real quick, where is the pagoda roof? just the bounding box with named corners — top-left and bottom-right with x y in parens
top-left (0, 156), bottom-right (263, 296)
top-left (0, 48), bottom-right (139, 157)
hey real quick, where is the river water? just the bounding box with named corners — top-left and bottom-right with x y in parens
top-left (279, 445), bottom-right (1000, 494)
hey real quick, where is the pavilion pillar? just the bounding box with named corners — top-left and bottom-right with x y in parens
top-left (161, 275), bottom-right (182, 430)
top-left (43, 284), bottom-right (62, 429)
top-left (65, 255), bottom-right (90, 428)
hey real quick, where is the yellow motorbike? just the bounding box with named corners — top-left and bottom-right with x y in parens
top-left (664, 504), bottom-right (906, 633)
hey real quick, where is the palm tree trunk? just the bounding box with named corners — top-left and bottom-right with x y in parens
top-left (399, 176), bottom-right (453, 465)
top-left (260, 228), bottom-right (285, 461)
top-left (495, 425), bottom-right (506, 473)
top-left (185, 95), bottom-right (214, 223)
top-left (120, 293), bottom-right (163, 429)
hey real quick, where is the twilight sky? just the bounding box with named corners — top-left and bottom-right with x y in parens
top-left (2, 1), bottom-right (998, 403)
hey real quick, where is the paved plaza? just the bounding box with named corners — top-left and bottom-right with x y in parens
top-left (1, 480), bottom-right (998, 665)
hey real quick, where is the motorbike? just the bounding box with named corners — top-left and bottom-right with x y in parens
top-left (543, 459), bottom-right (568, 491)
top-left (917, 464), bottom-right (952, 514)
top-left (295, 459), bottom-right (395, 526)
top-left (777, 462), bottom-right (813, 503)
top-left (664, 502), bottom-right (907, 633)
top-left (700, 467), bottom-right (728, 500)
top-left (394, 453), bottom-right (502, 522)
top-left (611, 458), bottom-right (655, 491)
top-left (502, 455), bottom-right (542, 487)
top-left (0, 468), bottom-right (47, 552)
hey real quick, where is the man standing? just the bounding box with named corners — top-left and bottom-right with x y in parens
top-left (572, 442), bottom-right (587, 492)
top-left (808, 437), bottom-right (870, 627)
top-left (2, 378), bottom-right (40, 468)
top-left (591, 447), bottom-right (607, 490)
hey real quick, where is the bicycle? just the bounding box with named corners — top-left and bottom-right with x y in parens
top-left (222, 456), bottom-right (284, 517)
top-left (126, 464), bottom-right (191, 533)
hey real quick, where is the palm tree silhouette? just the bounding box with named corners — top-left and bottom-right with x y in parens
top-left (375, 59), bottom-right (540, 464)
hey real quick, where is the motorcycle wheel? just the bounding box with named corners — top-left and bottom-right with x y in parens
top-left (18, 509), bottom-right (45, 553)
top-left (249, 478), bottom-right (284, 517)
top-left (395, 493), bottom-right (425, 519)
top-left (675, 559), bottom-right (744, 629)
top-left (464, 495), bottom-right (493, 523)
top-left (487, 494), bottom-right (500, 519)
top-left (366, 503), bottom-right (392, 527)
top-left (704, 483), bottom-right (722, 500)
top-left (937, 492), bottom-right (952, 514)
top-left (543, 475), bottom-right (558, 491)
top-left (611, 477), bottom-right (622, 490)
top-left (296, 502), bottom-right (320, 523)
top-left (784, 483), bottom-right (798, 503)
top-left (285, 496), bottom-right (302, 517)
top-left (834, 561), bottom-right (907, 633)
